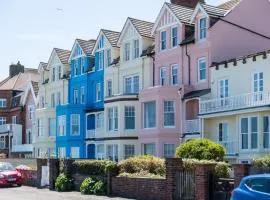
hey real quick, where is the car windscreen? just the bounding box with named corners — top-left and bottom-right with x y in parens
top-left (245, 178), bottom-right (270, 194)
top-left (0, 163), bottom-right (15, 172)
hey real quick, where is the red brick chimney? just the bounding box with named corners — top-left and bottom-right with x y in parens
top-left (170, 0), bottom-right (205, 8)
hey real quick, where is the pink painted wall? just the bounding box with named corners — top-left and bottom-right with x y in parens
top-left (210, 0), bottom-right (270, 63)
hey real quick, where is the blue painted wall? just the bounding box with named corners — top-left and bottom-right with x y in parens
top-left (56, 42), bottom-right (104, 158)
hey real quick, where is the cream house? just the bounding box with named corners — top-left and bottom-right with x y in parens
top-left (200, 50), bottom-right (270, 163)
top-left (103, 18), bottom-right (154, 161)
top-left (34, 48), bottom-right (70, 158)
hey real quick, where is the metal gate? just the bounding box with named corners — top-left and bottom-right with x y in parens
top-left (176, 170), bottom-right (195, 200)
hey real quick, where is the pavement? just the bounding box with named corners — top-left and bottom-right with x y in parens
top-left (0, 186), bottom-right (131, 200)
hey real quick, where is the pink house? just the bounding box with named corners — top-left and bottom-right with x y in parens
top-left (138, 0), bottom-right (240, 157)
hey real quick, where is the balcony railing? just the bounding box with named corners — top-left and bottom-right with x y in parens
top-left (217, 141), bottom-right (237, 156)
top-left (86, 130), bottom-right (96, 138)
top-left (184, 119), bottom-right (201, 134)
top-left (12, 144), bottom-right (33, 152)
top-left (200, 91), bottom-right (270, 115)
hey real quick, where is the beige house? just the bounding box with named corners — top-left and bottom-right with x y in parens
top-left (200, 50), bottom-right (270, 163)
top-left (34, 48), bottom-right (70, 158)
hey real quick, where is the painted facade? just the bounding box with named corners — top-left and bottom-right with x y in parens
top-left (56, 39), bottom-right (103, 159)
top-left (103, 18), bottom-right (154, 161)
top-left (35, 49), bottom-right (70, 158)
top-left (201, 51), bottom-right (270, 163)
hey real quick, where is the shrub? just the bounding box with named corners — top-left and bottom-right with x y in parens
top-left (118, 155), bottom-right (165, 176)
top-left (253, 156), bottom-right (270, 168)
top-left (73, 160), bottom-right (118, 175)
top-left (80, 177), bottom-right (105, 195)
top-left (176, 139), bottom-right (225, 161)
top-left (215, 162), bottom-right (231, 178)
top-left (55, 173), bottom-right (73, 192)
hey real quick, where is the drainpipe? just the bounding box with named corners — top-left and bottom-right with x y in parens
top-left (185, 45), bottom-right (191, 85)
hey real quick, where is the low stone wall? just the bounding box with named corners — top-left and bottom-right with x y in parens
top-left (19, 169), bottom-right (38, 187)
top-left (111, 177), bottom-right (167, 200)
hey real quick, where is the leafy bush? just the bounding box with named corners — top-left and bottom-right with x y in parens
top-left (55, 173), bottom-right (73, 192)
top-left (118, 155), bottom-right (165, 176)
top-left (176, 139), bottom-right (225, 161)
top-left (80, 177), bottom-right (105, 195)
top-left (253, 156), bottom-right (270, 168)
top-left (215, 162), bottom-right (231, 178)
top-left (119, 171), bottom-right (165, 179)
top-left (73, 160), bottom-right (118, 175)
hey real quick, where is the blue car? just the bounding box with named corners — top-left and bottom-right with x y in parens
top-left (231, 174), bottom-right (270, 200)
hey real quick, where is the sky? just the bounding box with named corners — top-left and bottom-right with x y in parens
top-left (0, 0), bottom-right (225, 81)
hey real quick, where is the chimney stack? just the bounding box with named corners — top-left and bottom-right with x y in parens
top-left (170, 0), bottom-right (205, 8)
top-left (9, 61), bottom-right (25, 78)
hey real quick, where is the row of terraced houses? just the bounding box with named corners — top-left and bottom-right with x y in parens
top-left (0, 0), bottom-right (270, 164)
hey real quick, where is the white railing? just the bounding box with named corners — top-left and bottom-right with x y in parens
top-left (12, 144), bottom-right (33, 152)
top-left (200, 91), bottom-right (270, 115)
top-left (184, 119), bottom-right (201, 134)
top-left (217, 141), bottom-right (237, 156)
top-left (86, 130), bottom-right (96, 138)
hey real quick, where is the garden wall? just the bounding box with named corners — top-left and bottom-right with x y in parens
top-left (20, 169), bottom-right (38, 187)
top-left (111, 177), bottom-right (166, 200)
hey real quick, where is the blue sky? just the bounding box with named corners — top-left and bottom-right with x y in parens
top-left (0, 0), bottom-right (224, 80)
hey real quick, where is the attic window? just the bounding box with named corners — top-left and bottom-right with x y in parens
top-left (199, 18), bottom-right (207, 40)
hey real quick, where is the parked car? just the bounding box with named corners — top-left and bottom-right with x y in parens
top-left (0, 162), bottom-right (22, 187)
top-left (231, 174), bottom-right (270, 200)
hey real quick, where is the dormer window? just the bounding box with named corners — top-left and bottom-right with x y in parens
top-left (171, 27), bottom-right (178, 48)
top-left (124, 43), bottom-right (130, 62)
top-left (199, 18), bottom-right (207, 40)
top-left (134, 39), bottom-right (140, 59)
top-left (76, 46), bottom-right (82, 57)
top-left (160, 31), bottom-right (166, 51)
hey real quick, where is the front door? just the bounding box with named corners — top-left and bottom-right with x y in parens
top-left (87, 144), bottom-right (95, 159)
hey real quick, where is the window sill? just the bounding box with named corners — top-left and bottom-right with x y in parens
top-left (163, 126), bottom-right (176, 129)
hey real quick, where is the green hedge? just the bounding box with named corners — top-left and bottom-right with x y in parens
top-left (80, 177), bottom-right (105, 195)
top-left (118, 155), bottom-right (165, 177)
top-left (253, 156), bottom-right (270, 168)
top-left (73, 160), bottom-right (118, 175)
top-left (55, 173), bottom-right (73, 192)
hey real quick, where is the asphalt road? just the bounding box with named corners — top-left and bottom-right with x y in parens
top-left (0, 186), bottom-right (131, 200)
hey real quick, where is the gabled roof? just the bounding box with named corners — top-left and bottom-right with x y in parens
top-left (102, 29), bottom-right (120, 47)
top-left (76, 39), bottom-right (96, 56)
top-left (128, 17), bottom-right (154, 39)
top-left (22, 81), bottom-right (39, 106)
top-left (165, 2), bottom-right (195, 24)
top-left (218, 0), bottom-right (241, 10)
top-left (38, 62), bottom-right (48, 71)
top-left (54, 48), bottom-right (71, 64)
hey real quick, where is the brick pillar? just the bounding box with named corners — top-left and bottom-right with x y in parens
top-left (36, 159), bottom-right (48, 188)
top-left (233, 164), bottom-right (251, 188)
top-left (195, 164), bottom-right (216, 200)
top-left (63, 159), bottom-right (75, 175)
top-left (49, 159), bottom-right (60, 190)
top-left (166, 158), bottom-right (183, 200)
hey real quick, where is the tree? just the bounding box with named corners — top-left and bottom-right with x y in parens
top-left (176, 139), bottom-right (225, 161)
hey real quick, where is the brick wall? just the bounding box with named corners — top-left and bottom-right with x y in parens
top-left (20, 169), bottom-right (38, 187)
top-left (111, 177), bottom-right (167, 200)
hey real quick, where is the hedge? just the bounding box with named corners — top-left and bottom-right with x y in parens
top-left (72, 160), bottom-right (118, 175)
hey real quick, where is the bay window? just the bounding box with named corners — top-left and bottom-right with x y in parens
top-left (106, 144), bottom-right (118, 162)
top-left (164, 101), bottom-right (175, 127)
top-left (124, 75), bottom-right (139, 94)
top-left (144, 101), bottom-right (156, 129)
top-left (124, 144), bottom-right (135, 159)
top-left (71, 114), bottom-right (80, 136)
top-left (143, 143), bottom-right (156, 156)
top-left (125, 106), bottom-right (135, 130)
top-left (108, 107), bottom-right (118, 131)
top-left (164, 144), bottom-right (175, 158)
top-left (96, 83), bottom-right (101, 102)
top-left (58, 115), bottom-right (66, 136)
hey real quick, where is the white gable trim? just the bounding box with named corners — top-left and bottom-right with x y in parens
top-left (117, 18), bottom-right (140, 47)
top-left (47, 49), bottom-right (62, 70)
top-left (68, 40), bottom-right (87, 63)
top-left (22, 82), bottom-right (38, 106)
top-left (151, 3), bottom-right (182, 35)
top-left (190, 3), bottom-right (209, 24)
top-left (92, 30), bottom-right (112, 55)
top-left (38, 62), bottom-right (46, 72)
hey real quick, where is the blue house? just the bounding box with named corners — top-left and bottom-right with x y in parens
top-left (56, 38), bottom-right (105, 159)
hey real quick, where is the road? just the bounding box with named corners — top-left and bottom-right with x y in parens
top-left (0, 186), bottom-right (130, 200)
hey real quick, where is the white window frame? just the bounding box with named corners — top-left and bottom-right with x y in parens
top-left (106, 49), bottom-right (112, 67)
top-left (0, 99), bottom-right (7, 108)
top-left (124, 43), bottom-right (130, 62)
top-left (58, 115), bottom-right (66, 136)
top-left (171, 64), bottom-right (178, 86)
top-left (198, 17), bottom-right (207, 40)
top-left (96, 83), bottom-right (101, 102)
top-left (253, 72), bottom-right (264, 101)
top-left (198, 57), bottom-right (206, 82)
top-left (12, 116), bottom-right (17, 124)
top-left (163, 100), bottom-right (175, 128)
top-left (160, 67), bottom-right (167, 86)
top-left (81, 87), bottom-right (85, 104)
top-left (28, 105), bottom-right (34, 120)
top-left (71, 114), bottom-right (80, 136)
top-left (70, 147), bottom-right (80, 159)
top-left (124, 144), bottom-right (135, 159)
top-left (51, 93), bottom-right (55, 108)
top-left (49, 118), bottom-right (56, 137)
top-left (240, 116), bottom-right (259, 151)
top-left (106, 144), bottom-right (118, 162)
top-left (160, 30), bottom-right (167, 51)
top-left (96, 144), bottom-right (105, 160)
top-left (57, 65), bottom-right (62, 80)
top-left (143, 101), bottom-right (156, 129)
top-left (58, 147), bottom-right (66, 159)
top-left (171, 26), bottom-right (178, 48)
top-left (107, 107), bottom-right (118, 132)
top-left (96, 112), bottom-right (104, 129)
top-left (74, 89), bottom-right (78, 104)
top-left (124, 75), bottom-right (139, 94)
top-left (125, 106), bottom-right (135, 130)
top-left (98, 51), bottom-right (104, 70)
top-left (143, 143), bottom-right (156, 156)
top-left (107, 80), bottom-right (113, 97)
top-left (37, 118), bottom-right (44, 137)
top-left (133, 39), bottom-right (140, 59)
top-left (164, 144), bottom-right (175, 158)
top-left (57, 92), bottom-right (61, 106)
top-left (263, 116), bottom-right (270, 149)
